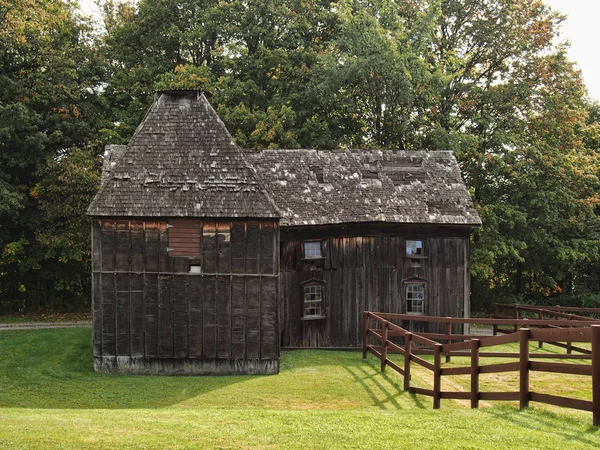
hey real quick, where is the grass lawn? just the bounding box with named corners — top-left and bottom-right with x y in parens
top-left (0, 329), bottom-right (599, 449)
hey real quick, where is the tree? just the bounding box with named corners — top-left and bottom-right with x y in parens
top-left (0, 0), bottom-right (103, 311)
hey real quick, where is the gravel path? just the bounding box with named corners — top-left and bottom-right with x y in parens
top-left (0, 321), bottom-right (91, 331)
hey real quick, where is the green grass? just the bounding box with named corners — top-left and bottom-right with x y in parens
top-left (0, 329), bottom-right (599, 449)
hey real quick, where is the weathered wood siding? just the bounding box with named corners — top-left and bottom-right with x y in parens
top-left (280, 225), bottom-right (470, 348)
top-left (92, 218), bottom-right (279, 374)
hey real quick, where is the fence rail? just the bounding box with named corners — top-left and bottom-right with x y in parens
top-left (362, 311), bottom-right (600, 426)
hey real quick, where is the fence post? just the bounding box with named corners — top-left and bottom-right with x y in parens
top-left (404, 332), bottom-right (412, 391)
top-left (592, 325), bottom-right (600, 426)
top-left (537, 310), bottom-right (543, 348)
top-left (514, 305), bottom-right (519, 332)
top-left (445, 319), bottom-right (452, 363)
top-left (519, 328), bottom-right (530, 409)
top-left (471, 338), bottom-right (480, 409)
top-left (567, 316), bottom-right (573, 354)
top-left (493, 304), bottom-right (499, 335)
top-left (433, 343), bottom-right (442, 409)
top-left (381, 321), bottom-right (389, 373)
top-left (362, 312), bottom-right (369, 359)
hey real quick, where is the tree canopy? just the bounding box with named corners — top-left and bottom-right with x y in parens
top-left (1, 0), bottom-right (599, 312)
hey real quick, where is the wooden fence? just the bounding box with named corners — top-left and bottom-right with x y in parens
top-left (362, 312), bottom-right (600, 426)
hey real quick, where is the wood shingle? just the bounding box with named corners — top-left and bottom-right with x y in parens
top-left (88, 91), bottom-right (280, 218)
top-left (247, 149), bottom-right (481, 227)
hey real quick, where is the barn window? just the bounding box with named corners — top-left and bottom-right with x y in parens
top-left (406, 239), bottom-right (423, 256)
top-left (406, 284), bottom-right (425, 314)
top-left (303, 241), bottom-right (323, 259)
top-left (303, 284), bottom-right (325, 319)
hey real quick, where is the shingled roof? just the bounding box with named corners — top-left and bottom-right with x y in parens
top-left (247, 150), bottom-right (481, 227)
top-left (87, 91), bottom-right (280, 218)
top-left (89, 91), bottom-right (480, 227)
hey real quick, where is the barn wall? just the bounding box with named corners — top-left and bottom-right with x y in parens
top-left (92, 218), bottom-right (279, 375)
top-left (280, 224), bottom-right (471, 348)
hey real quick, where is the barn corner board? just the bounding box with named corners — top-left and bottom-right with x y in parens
top-left (88, 90), bottom-right (481, 374)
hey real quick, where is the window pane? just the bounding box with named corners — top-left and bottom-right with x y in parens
top-left (406, 240), bottom-right (423, 256)
top-left (406, 284), bottom-right (425, 314)
top-left (303, 284), bottom-right (323, 317)
top-left (304, 242), bottom-right (322, 259)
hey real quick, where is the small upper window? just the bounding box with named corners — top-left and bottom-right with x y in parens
top-left (406, 284), bottom-right (425, 314)
top-left (406, 240), bottom-right (423, 256)
top-left (303, 241), bottom-right (322, 259)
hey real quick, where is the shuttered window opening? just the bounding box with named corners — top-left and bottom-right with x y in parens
top-left (167, 219), bottom-right (202, 257)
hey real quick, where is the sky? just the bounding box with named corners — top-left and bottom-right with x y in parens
top-left (544, 0), bottom-right (600, 101)
top-left (78, 0), bottom-right (600, 101)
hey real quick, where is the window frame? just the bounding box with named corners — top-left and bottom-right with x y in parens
top-left (405, 283), bottom-right (425, 315)
top-left (302, 241), bottom-right (324, 260)
top-left (301, 280), bottom-right (326, 320)
top-left (405, 239), bottom-right (425, 258)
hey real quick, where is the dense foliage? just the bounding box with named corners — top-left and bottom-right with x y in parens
top-left (1, 0), bottom-right (599, 312)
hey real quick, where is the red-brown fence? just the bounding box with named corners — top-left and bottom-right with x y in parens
top-left (362, 312), bottom-right (600, 426)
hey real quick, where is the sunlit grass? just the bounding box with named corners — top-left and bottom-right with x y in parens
top-left (0, 329), bottom-right (598, 449)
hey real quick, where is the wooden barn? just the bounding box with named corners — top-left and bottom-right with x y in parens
top-left (88, 90), bottom-right (481, 375)
top-left (248, 150), bottom-right (481, 347)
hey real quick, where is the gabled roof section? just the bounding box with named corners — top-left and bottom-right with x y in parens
top-left (247, 150), bottom-right (481, 227)
top-left (88, 91), bottom-right (280, 218)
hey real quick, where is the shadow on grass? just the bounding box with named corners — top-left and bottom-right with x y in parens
top-left (343, 355), bottom-right (427, 410)
top-left (0, 328), bottom-right (252, 410)
top-left (481, 405), bottom-right (599, 444)
top-left (2, 329), bottom-right (415, 411)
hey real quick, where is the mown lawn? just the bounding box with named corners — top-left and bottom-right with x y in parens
top-left (0, 329), bottom-right (598, 449)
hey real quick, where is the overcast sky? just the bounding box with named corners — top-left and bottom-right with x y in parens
top-left (78, 0), bottom-right (600, 102)
top-left (544, 0), bottom-right (600, 101)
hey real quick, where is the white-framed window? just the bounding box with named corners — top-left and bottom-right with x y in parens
top-left (303, 284), bottom-right (324, 318)
top-left (303, 241), bottom-right (322, 259)
top-left (406, 239), bottom-right (423, 256)
top-left (406, 284), bottom-right (425, 314)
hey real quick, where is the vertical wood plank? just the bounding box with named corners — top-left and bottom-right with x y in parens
top-left (260, 276), bottom-right (278, 358)
top-left (246, 277), bottom-right (261, 358)
top-left (115, 220), bottom-right (130, 272)
top-left (433, 343), bottom-right (442, 409)
top-left (158, 275), bottom-right (174, 358)
top-left (101, 273), bottom-right (115, 356)
top-left (188, 275), bottom-right (203, 358)
top-left (144, 274), bottom-right (159, 357)
top-left (130, 273), bottom-right (144, 357)
top-left (144, 221), bottom-right (159, 273)
top-left (381, 321), bottom-right (388, 373)
top-left (130, 220), bottom-right (144, 272)
top-left (246, 221), bottom-right (261, 274)
top-left (231, 221), bottom-right (246, 274)
top-left (101, 220), bottom-right (115, 272)
top-left (471, 339), bottom-right (480, 408)
top-left (404, 332), bottom-right (412, 391)
top-left (592, 325), bottom-right (600, 426)
top-left (92, 273), bottom-right (102, 357)
top-left (92, 220), bottom-right (102, 272)
top-left (217, 276), bottom-right (232, 359)
top-left (115, 273), bottom-right (130, 356)
top-left (217, 221), bottom-right (232, 274)
top-left (260, 221), bottom-right (275, 275)
top-left (173, 275), bottom-right (189, 358)
top-left (231, 276), bottom-right (246, 359)
top-left (203, 277), bottom-right (217, 359)
top-left (519, 328), bottom-right (530, 409)
top-left (158, 221), bottom-right (171, 273)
